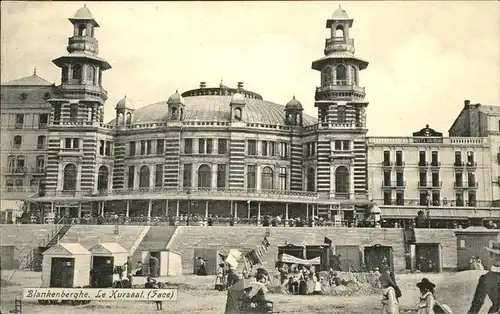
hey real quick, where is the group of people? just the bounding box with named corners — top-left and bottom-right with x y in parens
top-left (469, 256), bottom-right (485, 270)
top-left (380, 241), bottom-right (500, 314)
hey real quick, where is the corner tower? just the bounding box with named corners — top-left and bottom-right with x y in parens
top-left (311, 6), bottom-right (370, 216)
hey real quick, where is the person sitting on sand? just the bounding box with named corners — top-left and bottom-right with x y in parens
top-left (379, 271), bottom-right (399, 314)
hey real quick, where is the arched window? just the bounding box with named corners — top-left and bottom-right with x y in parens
top-left (306, 168), bottom-right (315, 192)
top-left (197, 164), bottom-right (211, 189)
top-left (78, 24), bottom-right (87, 36)
top-left (336, 65), bottom-right (347, 84)
top-left (126, 112), bottom-right (132, 125)
top-left (322, 66), bottom-right (333, 86)
top-left (86, 66), bottom-right (95, 84)
top-left (335, 25), bottom-right (344, 38)
top-left (261, 166), bottom-right (274, 190)
top-left (234, 108), bottom-right (242, 121)
top-left (35, 155), bottom-right (45, 170)
top-left (13, 135), bottom-right (22, 149)
top-left (335, 166), bottom-right (349, 194)
top-left (171, 107), bottom-right (178, 119)
top-left (97, 166), bottom-right (109, 191)
top-left (72, 64), bottom-right (82, 80)
top-left (350, 66), bottom-right (358, 85)
top-left (117, 113), bottom-right (124, 125)
top-left (139, 165), bottom-right (150, 188)
top-left (63, 164), bottom-right (77, 191)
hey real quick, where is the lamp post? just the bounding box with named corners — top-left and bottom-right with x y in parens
top-left (187, 189), bottom-right (191, 226)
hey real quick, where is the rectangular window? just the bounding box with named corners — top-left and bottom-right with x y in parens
top-left (199, 139), bottom-right (206, 154)
top-left (342, 140), bottom-right (350, 151)
top-left (467, 191), bottom-right (476, 207)
top-left (36, 156), bottom-right (45, 169)
top-left (37, 135), bottom-right (46, 149)
top-left (468, 171), bottom-right (476, 187)
top-left (146, 140), bottom-right (152, 155)
top-left (467, 151), bottom-right (475, 166)
top-left (419, 151), bottom-right (426, 166)
top-left (99, 140), bottom-right (105, 155)
top-left (383, 191), bottom-right (392, 205)
top-left (383, 171), bottom-right (391, 186)
top-left (248, 140), bottom-right (257, 155)
top-left (39, 114), bottom-right (48, 129)
top-left (105, 141), bottom-right (112, 156)
top-left (279, 142), bottom-right (288, 158)
top-left (419, 171), bottom-right (427, 186)
top-left (7, 156), bottom-right (15, 171)
top-left (218, 139), bottom-right (227, 154)
top-left (261, 141), bottom-right (268, 156)
top-left (127, 166), bottom-right (135, 189)
top-left (13, 136), bottom-right (22, 149)
top-left (278, 167), bottom-right (287, 190)
top-left (383, 150), bottom-right (390, 166)
top-left (206, 139), bottom-right (213, 154)
top-left (396, 172), bottom-right (404, 186)
top-left (432, 172), bottom-right (440, 187)
top-left (184, 139), bottom-right (193, 154)
top-left (16, 156), bottom-right (25, 169)
top-left (183, 164), bottom-right (192, 188)
top-left (69, 104), bottom-right (78, 122)
top-left (129, 141), bottom-right (136, 156)
top-left (217, 164), bottom-right (226, 188)
top-left (454, 151), bottom-right (462, 166)
top-left (455, 172), bottom-right (463, 187)
top-left (456, 192), bottom-right (464, 207)
top-left (140, 141), bottom-right (146, 155)
top-left (396, 191), bottom-right (404, 206)
top-left (432, 191), bottom-right (440, 206)
top-left (334, 140), bottom-right (342, 151)
top-left (155, 164), bottom-right (163, 188)
top-left (269, 142), bottom-right (276, 156)
top-left (431, 151), bottom-right (439, 166)
top-left (395, 151), bottom-right (403, 166)
top-left (419, 191), bottom-right (428, 206)
top-left (247, 165), bottom-right (256, 189)
top-left (15, 114), bottom-right (24, 129)
top-left (156, 139), bottom-right (164, 155)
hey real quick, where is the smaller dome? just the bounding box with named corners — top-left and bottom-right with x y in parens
top-left (74, 5), bottom-right (94, 20)
top-left (285, 96), bottom-right (303, 110)
top-left (332, 5), bottom-right (349, 20)
top-left (230, 92), bottom-right (245, 105)
top-left (167, 90), bottom-right (184, 105)
top-left (116, 95), bottom-right (134, 110)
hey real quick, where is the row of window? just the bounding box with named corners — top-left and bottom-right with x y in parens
top-left (246, 140), bottom-right (289, 157)
top-left (383, 150), bottom-right (476, 166)
top-left (10, 135), bottom-right (47, 150)
top-left (6, 155), bottom-right (45, 172)
top-left (383, 190), bottom-right (477, 207)
top-left (4, 178), bottom-right (40, 189)
top-left (126, 164), bottom-right (164, 189)
top-left (99, 140), bottom-right (113, 156)
top-left (382, 170), bottom-right (476, 187)
top-left (184, 139), bottom-right (228, 155)
top-left (322, 64), bottom-right (358, 86)
top-left (129, 140), bottom-right (165, 156)
top-left (61, 63), bottom-right (103, 86)
top-left (6, 113), bottom-right (49, 129)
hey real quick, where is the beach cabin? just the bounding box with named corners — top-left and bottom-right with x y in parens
top-left (193, 248), bottom-right (220, 275)
top-left (42, 242), bottom-right (91, 288)
top-left (336, 245), bottom-right (362, 271)
top-left (364, 244), bottom-right (394, 272)
top-left (414, 243), bottom-right (443, 272)
top-left (455, 226), bottom-right (500, 271)
top-left (0, 246), bottom-right (18, 269)
top-left (89, 242), bottom-right (129, 286)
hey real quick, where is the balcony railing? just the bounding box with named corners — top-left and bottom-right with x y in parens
top-left (38, 123), bottom-right (47, 129)
top-left (372, 198), bottom-right (493, 208)
top-left (15, 122), bottom-right (23, 129)
top-left (466, 161), bottom-right (477, 167)
top-left (3, 167), bottom-right (27, 174)
top-left (454, 161), bottom-right (465, 167)
top-left (418, 161), bottom-right (428, 167)
top-left (37, 144), bottom-right (46, 149)
top-left (430, 161), bottom-right (441, 167)
top-left (31, 167), bottom-right (46, 174)
top-left (418, 181), bottom-right (443, 188)
top-left (395, 161), bottom-right (405, 167)
top-left (382, 161), bottom-right (393, 167)
top-left (454, 182), bottom-right (478, 189)
top-left (1, 186), bottom-right (38, 193)
top-left (315, 84), bottom-right (365, 94)
top-left (382, 181), bottom-right (406, 188)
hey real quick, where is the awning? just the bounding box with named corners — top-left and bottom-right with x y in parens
top-left (278, 253), bottom-right (320, 265)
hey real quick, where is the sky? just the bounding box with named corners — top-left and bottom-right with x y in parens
top-left (1, 1), bottom-right (499, 136)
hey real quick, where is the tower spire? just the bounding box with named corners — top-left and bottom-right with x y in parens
top-left (33, 67), bottom-right (36, 75)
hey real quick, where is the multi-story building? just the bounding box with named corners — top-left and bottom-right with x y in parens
top-left (1, 5), bottom-right (498, 226)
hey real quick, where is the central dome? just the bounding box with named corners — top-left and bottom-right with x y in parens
top-left (113, 84), bottom-right (317, 126)
top-left (74, 5), bottom-right (94, 20)
top-left (332, 5), bottom-right (349, 20)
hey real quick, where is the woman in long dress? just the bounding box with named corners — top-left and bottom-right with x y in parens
top-left (416, 278), bottom-right (436, 314)
top-left (215, 263), bottom-right (226, 291)
top-left (379, 272), bottom-right (399, 314)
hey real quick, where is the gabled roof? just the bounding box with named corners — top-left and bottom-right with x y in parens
top-left (43, 242), bottom-right (91, 256)
top-left (89, 242), bottom-right (128, 254)
top-left (2, 73), bottom-right (53, 86)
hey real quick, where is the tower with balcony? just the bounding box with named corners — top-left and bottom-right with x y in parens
top-left (311, 6), bottom-right (369, 216)
top-left (44, 5), bottom-right (112, 215)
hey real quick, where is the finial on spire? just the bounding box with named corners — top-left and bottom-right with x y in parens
top-left (175, 89), bottom-right (178, 94)
top-left (293, 94), bottom-right (295, 99)
top-left (220, 77), bottom-right (224, 88)
top-left (33, 67), bottom-right (36, 75)
top-left (84, 4), bottom-right (87, 7)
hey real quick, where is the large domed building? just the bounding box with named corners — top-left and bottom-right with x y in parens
top-left (2, 5), bottom-right (498, 226)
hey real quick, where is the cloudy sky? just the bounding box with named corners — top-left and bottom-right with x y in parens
top-left (1, 1), bottom-right (499, 136)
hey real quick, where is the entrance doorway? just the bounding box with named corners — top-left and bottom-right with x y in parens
top-left (50, 257), bottom-right (74, 287)
top-left (91, 256), bottom-right (114, 288)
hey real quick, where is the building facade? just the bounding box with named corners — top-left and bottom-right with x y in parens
top-left (1, 5), bottom-right (499, 225)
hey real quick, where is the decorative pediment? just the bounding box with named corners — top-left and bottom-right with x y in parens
top-left (412, 124), bottom-right (443, 137)
top-left (90, 244), bottom-right (110, 254)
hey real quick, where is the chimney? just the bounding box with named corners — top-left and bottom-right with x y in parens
top-left (464, 100), bottom-right (470, 107)
top-left (200, 82), bottom-right (206, 88)
top-left (237, 82), bottom-right (244, 89)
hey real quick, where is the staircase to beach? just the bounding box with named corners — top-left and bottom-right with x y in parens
top-left (166, 226), bottom-right (407, 274)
